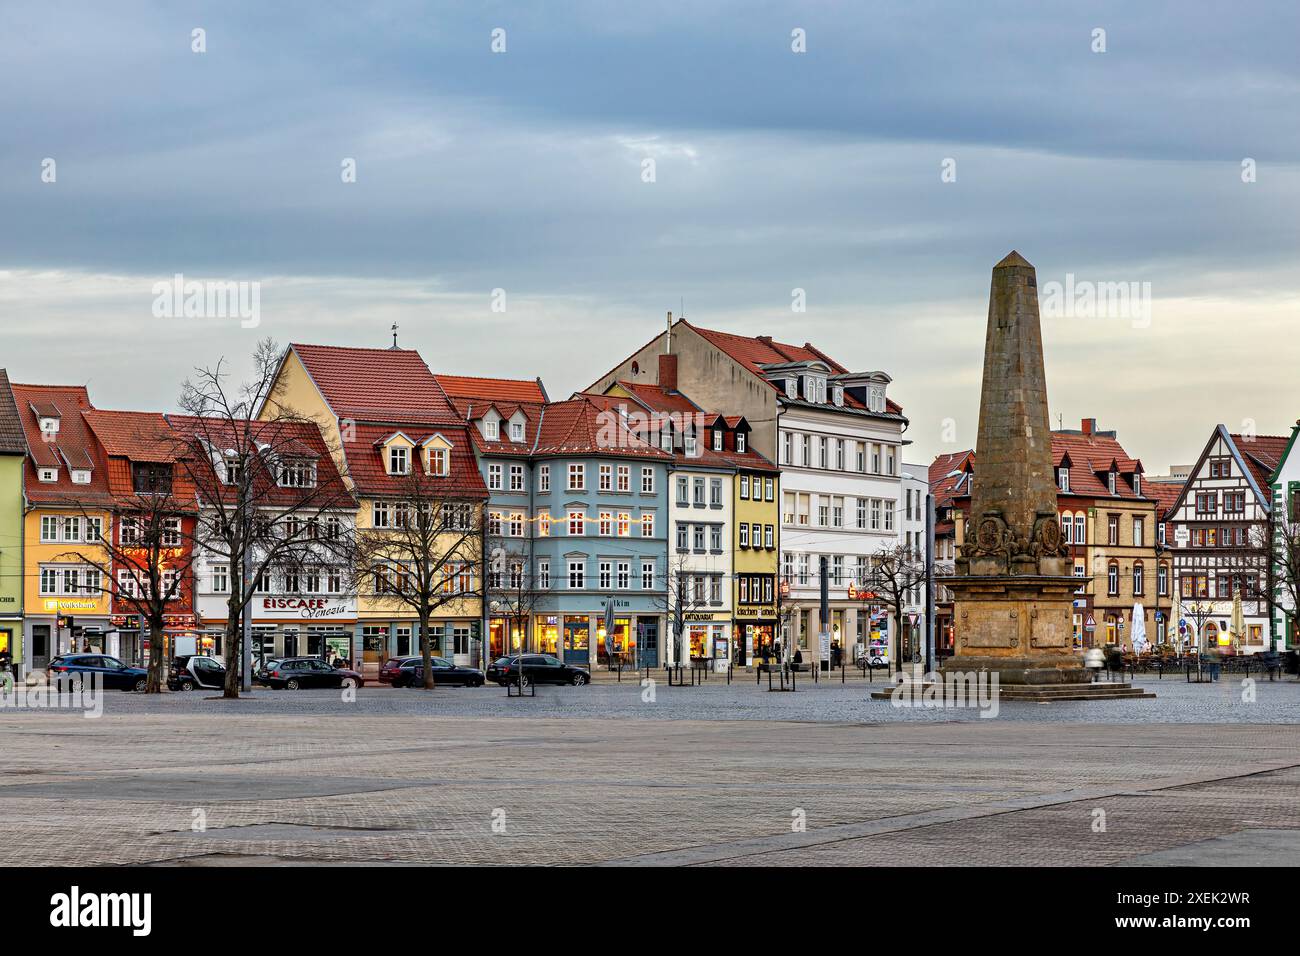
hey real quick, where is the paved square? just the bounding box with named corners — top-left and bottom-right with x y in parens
top-left (2, 677), bottom-right (1297, 866)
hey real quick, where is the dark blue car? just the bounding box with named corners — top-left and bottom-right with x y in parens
top-left (47, 654), bottom-right (148, 692)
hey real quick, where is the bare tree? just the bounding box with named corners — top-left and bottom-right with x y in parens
top-left (172, 339), bottom-right (357, 699)
top-left (56, 471), bottom-right (197, 694)
top-left (653, 553), bottom-right (714, 669)
top-left (485, 533), bottom-right (543, 669)
top-left (354, 468), bottom-right (483, 689)
top-left (867, 543), bottom-right (929, 673)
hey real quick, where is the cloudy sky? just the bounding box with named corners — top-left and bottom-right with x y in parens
top-left (3, 1), bottom-right (1297, 470)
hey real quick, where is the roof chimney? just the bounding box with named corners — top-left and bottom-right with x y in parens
top-left (1081, 418), bottom-right (1096, 437)
top-left (659, 352), bottom-right (678, 391)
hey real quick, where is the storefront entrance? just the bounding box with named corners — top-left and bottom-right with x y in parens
top-left (597, 617), bottom-right (634, 668)
top-left (562, 615), bottom-right (589, 665)
top-left (638, 618), bottom-right (658, 668)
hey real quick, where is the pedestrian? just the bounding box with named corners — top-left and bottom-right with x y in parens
top-left (792, 648), bottom-right (803, 673)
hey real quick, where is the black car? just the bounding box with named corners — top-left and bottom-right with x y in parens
top-left (259, 656), bottom-right (363, 690)
top-left (169, 654), bottom-right (227, 691)
top-left (395, 656), bottom-right (485, 688)
top-left (486, 654), bottom-right (590, 687)
top-left (46, 654), bottom-right (148, 692)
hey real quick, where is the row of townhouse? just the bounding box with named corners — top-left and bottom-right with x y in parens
top-left (936, 417), bottom-right (1298, 657)
top-left (0, 313), bottom-right (922, 677)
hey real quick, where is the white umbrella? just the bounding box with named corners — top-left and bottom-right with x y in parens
top-left (1131, 603), bottom-right (1148, 654)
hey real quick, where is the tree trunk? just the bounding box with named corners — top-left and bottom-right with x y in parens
top-left (145, 618), bottom-right (167, 693)
top-left (222, 592), bottom-right (243, 699)
top-left (421, 608), bottom-right (434, 689)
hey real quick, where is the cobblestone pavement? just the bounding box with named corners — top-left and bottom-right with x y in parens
top-left (1, 678), bottom-right (1297, 866)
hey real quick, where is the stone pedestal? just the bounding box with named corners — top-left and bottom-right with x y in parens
top-left (941, 573), bottom-right (1086, 685)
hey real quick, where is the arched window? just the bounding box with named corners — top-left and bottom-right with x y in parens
top-left (1133, 562), bottom-right (1144, 595)
top-left (1074, 514), bottom-right (1086, 544)
top-left (1157, 562), bottom-right (1168, 596)
top-left (1107, 561), bottom-right (1119, 596)
top-left (1060, 511), bottom-right (1073, 544)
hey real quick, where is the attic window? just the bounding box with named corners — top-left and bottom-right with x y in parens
top-left (869, 385), bottom-right (886, 413)
top-left (1108, 471), bottom-right (1117, 495)
top-left (71, 469), bottom-right (91, 485)
top-left (712, 430), bottom-right (722, 451)
top-left (660, 430), bottom-right (672, 453)
top-left (485, 420), bottom-right (499, 440)
top-left (684, 434), bottom-right (698, 458)
top-left (510, 421), bottom-right (524, 442)
top-left (832, 385), bottom-right (844, 407)
top-left (278, 458), bottom-right (317, 489)
top-left (38, 467), bottom-right (58, 483)
top-left (388, 446), bottom-right (410, 475)
top-left (1133, 474), bottom-right (1141, 496)
top-left (784, 379), bottom-right (796, 398)
top-left (427, 447), bottom-right (449, 476)
top-left (736, 432), bottom-right (746, 453)
top-left (224, 457), bottom-right (243, 486)
top-left (39, 417), bottom-right (60, 435)
top-left (1058, 468), bottom-right (1069, 493)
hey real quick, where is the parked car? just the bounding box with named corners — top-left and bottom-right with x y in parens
top-left (46, 654), bottom-right (148, 692)
top-left (260, 657), bottom-right (364, 690)
top-left (395, 656), bottom-right (485, 688)
top-left (169, 654), bottom-right (227, 691)
top-left (379, 656), bottom-right (422, 685)
top-left (486, 654), bottom-right (590, 687)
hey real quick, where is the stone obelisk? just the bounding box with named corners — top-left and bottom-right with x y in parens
top-left (943, 251), bottom-right (1084, 685)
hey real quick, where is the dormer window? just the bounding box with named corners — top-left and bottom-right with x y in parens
top-left (427, 447), bottom-right (449, 476)
top-left (737, 432), bottom-right (746, 453)
top-left (869, 385), bottom-right (885, 413)
top-left (510, 421), bottom-right (524, 442)
top-left (1058, 467), bottom-right (1069, 493)
top-left (39, 417), bottom-right (59, 435)
top-left (388, 446), bottom-right (410, 475)
top-left (1108, 471), bottom-right (1117, 495)
top-left (71, 469), bottom-right (91, 485)
top-left (832, 385), bottom-right (844, 407)
top-left (277, 458), bottom-right (317, 489)
top-left (684, 434), bottom-right (698, 458)
top-left (223, 457), bottom-right (243, 487)
top-left (38, 467), bottom-right (58, 483)
top-left (485, 419), bottom-right (499, 440)
top-left (660, 430), bottom-right (672, 453)
top-left (1133, 474), bottom-right (1141, 496)
top-left (712, 430), bottom-right (722, 451)
top-left (784, 379), bottom-right (796, 398)
top-left (132, 462), bottom-right (173, 494)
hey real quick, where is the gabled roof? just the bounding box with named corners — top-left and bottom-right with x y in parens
top-left (165, 414), bottom-right (354, 509)
top-left (929, 450), bottom-right (974, 503)
top-left (433, 374), bottom-right (548, 405)
top-left (288, 343), bottom-right (458, 425)
top-left (532, 395), bottom-right (673, 462)
top-left (1230, 432), bottom-right (1289, 495)
top-left (1049, 431), bottom-right (1148, 499)
top-left (599, 384), bottom-right (777, 473)
top-left (340, 421), bottom-right (487, 499)
top-left (684, 320), bottom-right (905, 416)
top-left (11, 383), bottom-right (114, 506)
top-left (0, 371), bottom-right (27, 456)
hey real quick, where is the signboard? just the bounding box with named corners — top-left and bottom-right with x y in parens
top-left (1175, 527), bottom-right (1189, 547)
top-left (847, 584), bottom-right (876, 601)
top-left (255, 597), bottom-right (355, 620)
top-left (818, 630), bottom-right (831, 664)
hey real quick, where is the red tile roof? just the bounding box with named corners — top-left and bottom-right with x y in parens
top-left (533, 395), bottom-right (673, 462)
top-left (11, 383), bottom-right (115, 506)
top-left (685, 321), bottom-right (904, 415)
top-left (444, 397), bottom-right (547, 458)
top-left (433, 374), bottom-right (547, 405)
top-left (602, 385), bottom-right (778, 472)
top-left (290, 343), bottom-right (457, 425)
top-left (165, 414), bottom-right (354, 509)
top-left (82, 409), bottom-right (200, 505)
top-left (1229, 433), bottom-right (1289, 493)
top-left (1050, 431), bottom-right (1147, 499)
top-left (341, 422), bottom-right (487, 499)
top-left (929, 450), bottom-right (974, 503)
top-left (1147, 480), bottom-right (1183, 524)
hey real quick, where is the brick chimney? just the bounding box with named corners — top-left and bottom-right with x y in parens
top-left (659, 352), bottom-right (678, 391)
top-left (1081, 418), bottom-right (1096, 437)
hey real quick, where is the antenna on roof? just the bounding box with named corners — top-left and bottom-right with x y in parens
top-left (666, 311), bottom-right (673, 355)
top-left (390, 322), bottom-right (399, 349)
